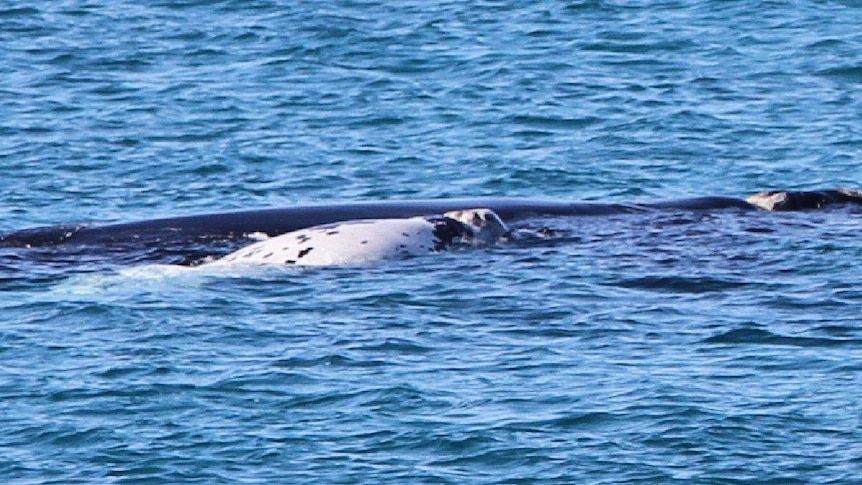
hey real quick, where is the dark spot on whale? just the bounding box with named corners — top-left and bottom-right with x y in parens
top-left (361, 240), bottom-right (368, 245)
top-left (402, 232), bottom-right (410, 237)
top-left (296, 234), bottom-right (311, 243)
top-left (432, 218), bottom-right (468, 251)
top-left (326, 230), bottom-right (340, 235)
top-left (263, 252), bottom-right (273, 259)
top-left (285, 259), bottom-right (296, 264)
top-left (298, 247), bottom-right (314, 258)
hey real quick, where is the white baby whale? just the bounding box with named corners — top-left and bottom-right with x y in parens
top-left (207, 208), bottom-right (509, 267)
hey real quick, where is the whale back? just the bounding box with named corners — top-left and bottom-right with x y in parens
top-left (214, 216), bottom-right (458, 267)
top-left (211, 209), bottom-right (508, 267)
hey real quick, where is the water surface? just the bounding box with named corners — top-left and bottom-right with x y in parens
top-left (2, 1), bottom-right (862, 483)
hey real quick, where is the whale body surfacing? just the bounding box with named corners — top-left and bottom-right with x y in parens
top-left (208, 208), bottom-right (509, 267)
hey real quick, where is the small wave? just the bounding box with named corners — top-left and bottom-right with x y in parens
top-left (606, 275), bottom-right (750, 294)
top-left (704, 328), bottom-right (861, 347)
top-left (817, 65), bottom-right (862, 83)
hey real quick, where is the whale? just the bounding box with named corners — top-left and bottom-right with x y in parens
top-left (1, 188), bottom-right (860, 267)
top-left (208, 209), bottom-right (509, 267)
top-left (0, 196), bottom-right (749, 249)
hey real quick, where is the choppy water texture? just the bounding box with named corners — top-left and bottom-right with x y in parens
top-left (2, 1), bottom-right (862, 483)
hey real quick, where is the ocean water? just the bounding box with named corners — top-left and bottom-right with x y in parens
top-left (2, 1), bottom-right (862, 483)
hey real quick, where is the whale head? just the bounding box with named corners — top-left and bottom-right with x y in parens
top-left (443, 208), bottom-right (509, 245)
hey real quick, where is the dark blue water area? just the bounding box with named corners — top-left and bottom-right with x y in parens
top-left (3, 1), bottom-right (862, 483)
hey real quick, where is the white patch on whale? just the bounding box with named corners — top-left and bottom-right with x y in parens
top-left (207, 208), bottom-right (509, 267)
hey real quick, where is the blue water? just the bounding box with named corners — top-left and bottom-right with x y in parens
top-left (3, 1), bottom-right (862, 483)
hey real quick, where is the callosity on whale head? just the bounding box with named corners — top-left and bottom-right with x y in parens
top-left (746, 188), bottom-right (862, 211)
top-left (443, 208), bottom-right (509, 245)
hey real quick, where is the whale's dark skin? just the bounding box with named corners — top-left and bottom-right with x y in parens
top-left (1, 190), bottom-right (860, 258)
top-left (0, 196), bottom-right (754, 248)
